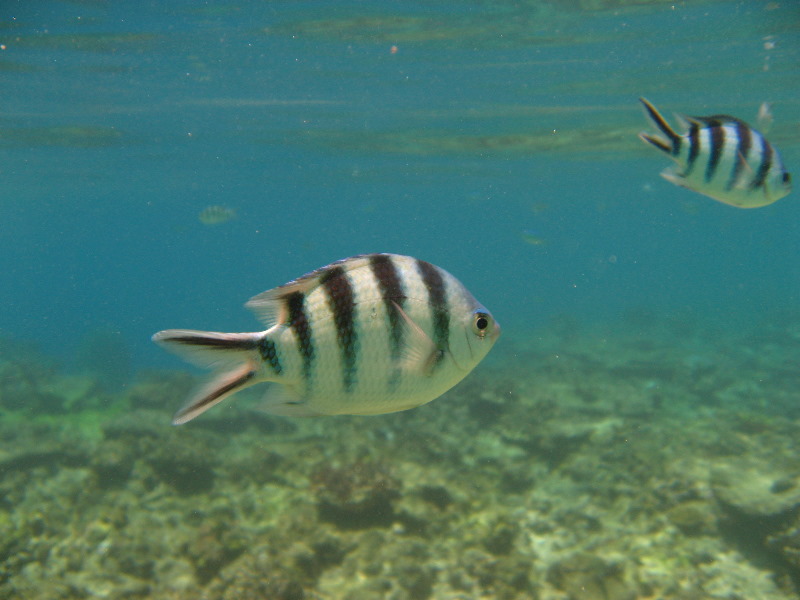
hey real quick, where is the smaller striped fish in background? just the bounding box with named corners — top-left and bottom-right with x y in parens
top-left (153, 254), bottom-right (500, 425)
top-left (198, 205), bottom-right (236, 225)
top-left (638, 97), bottom-right (791, 208)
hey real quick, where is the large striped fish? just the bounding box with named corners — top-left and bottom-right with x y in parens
top-left (639, 97), bottom-right (791, 208)
top-left (153, 254), bottom-right (500, 425)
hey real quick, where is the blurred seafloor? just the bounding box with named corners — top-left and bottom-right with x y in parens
top-left (3, 310), bottom-right (800, 599)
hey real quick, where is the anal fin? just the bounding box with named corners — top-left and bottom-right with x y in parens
top-left (660, 168), bottom-right (688, 188)
top-left (259, 384), bottom-right (323, 417)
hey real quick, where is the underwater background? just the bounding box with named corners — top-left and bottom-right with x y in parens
top-left (2, 1), bottom-right (800, 598)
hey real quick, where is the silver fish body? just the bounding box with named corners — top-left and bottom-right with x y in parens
top-left (639, 97), bottom-right (791, 208)
top-left (153, 253), bottom-right (500, 424)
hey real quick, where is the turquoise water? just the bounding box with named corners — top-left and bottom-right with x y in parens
top-left (2, 2), bottom-right (800, 599)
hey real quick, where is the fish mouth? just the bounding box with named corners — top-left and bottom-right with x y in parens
top-left (492, 319), bottom-right (502, 341)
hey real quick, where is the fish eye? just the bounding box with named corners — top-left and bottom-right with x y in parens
top-left (472, 311), bottom-right (491, 337)
top-left (783, 172), bottom-right (791, 185)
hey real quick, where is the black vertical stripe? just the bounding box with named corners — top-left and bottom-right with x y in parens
top-left (416, 259), bottom-right (450, 364)
top-left (671, 135), bottom-right (681, 156)
top-left (750, 133), bottom-right (773, 191)
top-left (705, 119), bottom-right (725, 182)
top-left (320, 265), bottom-right (358, 392)
top-left (727, 119), bottom-right (751, 191)
top-left (685, 122), bottom-right (701, 176)
top-left (370, 254), bottom-right (406, 360)
top-left (285, 291), bottom-right (314, 383)
top-left (258, 337), bottom-right (282, 375)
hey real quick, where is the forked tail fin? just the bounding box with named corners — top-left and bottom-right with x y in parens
top-left (639, 97), bottom-right (681, 155)
top-left (152, 329), bottom-right (263, 425)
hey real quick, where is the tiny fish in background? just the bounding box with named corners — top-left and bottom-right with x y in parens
top-left (198, 205), bottom-right (236, 225)
top-left (520, 229), bottom-right (547, 246)
top-left (756, 101), bottom-right (774, 134)
top-left (638, 97), bottom-right (791, 208)
top-left (153, 253), bottom-right (500, 424)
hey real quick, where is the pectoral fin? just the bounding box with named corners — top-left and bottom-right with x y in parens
top-left (392, 301), bottom-right (443, 377)
top-left (730, 151), bottom-right (755, 191)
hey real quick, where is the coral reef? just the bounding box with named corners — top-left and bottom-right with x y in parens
top-left (1, 315), bottom-right (800, 599)
top-left (310, 459), bottom-right (402, 530)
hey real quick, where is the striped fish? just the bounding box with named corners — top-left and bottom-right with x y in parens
top-left (153, 253), bottom-right (500, 425)
top-left (639, 97), bottom-right (791, 208)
